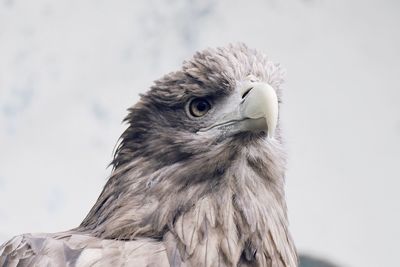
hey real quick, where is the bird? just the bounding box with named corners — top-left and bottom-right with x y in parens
top-left (0, 43), bottom-right (297, 266)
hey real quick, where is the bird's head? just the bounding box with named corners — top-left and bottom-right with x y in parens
top-left (113, 43), bottom-right (285, 171)
top-left (80, 45), bottom-right (294, 260)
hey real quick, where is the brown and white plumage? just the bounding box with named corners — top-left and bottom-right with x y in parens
top-left (0, 44), bottom-right (297, 266)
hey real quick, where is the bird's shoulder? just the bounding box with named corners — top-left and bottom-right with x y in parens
top-left (0, 232), bottom-right (169, 267)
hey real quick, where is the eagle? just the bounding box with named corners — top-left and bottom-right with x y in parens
top-left (0, 44), bottom-right (297, 267)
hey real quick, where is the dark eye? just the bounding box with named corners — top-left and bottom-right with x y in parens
top-left (189, 98), bottom-right (211, 117)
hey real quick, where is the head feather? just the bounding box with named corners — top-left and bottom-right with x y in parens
top-left (79, 43), bottom-right (296, 267)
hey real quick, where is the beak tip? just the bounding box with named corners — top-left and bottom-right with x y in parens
top-left (267, 127), bottom-right (275, 139)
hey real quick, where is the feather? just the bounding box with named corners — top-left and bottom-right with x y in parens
top-left (1, 232), bottom-right (169, 266)
top-left (1, 43), bottom-right (297, 266)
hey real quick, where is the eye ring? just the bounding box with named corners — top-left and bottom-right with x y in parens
top-left (188, 98), bottom-right (211, 117)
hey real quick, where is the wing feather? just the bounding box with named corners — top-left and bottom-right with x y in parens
top-left (0, 232), bottom-right (169, 267)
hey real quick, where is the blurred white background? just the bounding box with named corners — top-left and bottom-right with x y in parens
top-left (1, 0), bottom-right (399, 266)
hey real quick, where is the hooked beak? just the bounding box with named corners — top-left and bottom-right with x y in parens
top-left (197, 82), bottom-right (279, 138)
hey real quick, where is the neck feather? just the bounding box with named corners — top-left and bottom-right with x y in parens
top-left (78, 138), bottom-right (297, 266)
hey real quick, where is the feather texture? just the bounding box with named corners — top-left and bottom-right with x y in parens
top-left (1, 44), bottom-right (297, 266)
top-left (0, 232), bottom-right (168, 266)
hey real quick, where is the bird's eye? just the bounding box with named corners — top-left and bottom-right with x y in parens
top-left (189, 98), bottom-right (211, 117)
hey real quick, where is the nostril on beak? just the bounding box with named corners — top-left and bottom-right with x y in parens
top-left (242, 87), bottom-right (253, 99)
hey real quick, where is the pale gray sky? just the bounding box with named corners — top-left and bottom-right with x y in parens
top-left (1, 0), bottom-right (399, 266)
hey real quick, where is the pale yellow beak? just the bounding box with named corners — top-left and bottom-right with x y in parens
top-left (197, 82), bottom-right (279, 138)
top-left (240, 82), bottom-right (279, 138)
